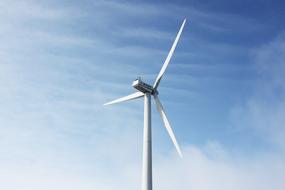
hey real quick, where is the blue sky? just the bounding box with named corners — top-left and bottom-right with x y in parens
top-left (0, 0), bottom-right (285, 189)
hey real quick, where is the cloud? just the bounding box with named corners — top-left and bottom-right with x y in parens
top-left (0, 0), bottom-right (285, 190)
top-left (1, 142), bottom-right (284, 190)
top-left (230, 32), bottom-right (285, 151)
top-left (0, 165), bottom-right (111, 190)
top-left (155, 143), bottom-right (285, 190)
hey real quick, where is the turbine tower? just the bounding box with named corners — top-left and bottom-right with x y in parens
top-left (104, 19), bottom-right (186, 190)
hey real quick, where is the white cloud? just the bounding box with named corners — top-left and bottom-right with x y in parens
top-left (1, 142), bottom-right (284, 190)
top-left (155, 144), bottom-right (285, 190)
top-left (230, 32), bottom-right (285, 151)
top-left (0, 0), bottom-right (284, 190)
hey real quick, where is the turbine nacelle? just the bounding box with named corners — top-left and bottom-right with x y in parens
top-left (132, 77), bottom-right (157, 95)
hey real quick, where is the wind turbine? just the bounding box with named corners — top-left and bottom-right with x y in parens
top-left (104, 19), bottom-right (186, 190)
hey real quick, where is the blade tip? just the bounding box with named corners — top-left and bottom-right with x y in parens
top-left (177, 149), bottom-right (183, 158)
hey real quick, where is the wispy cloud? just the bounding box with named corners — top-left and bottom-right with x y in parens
top-left (230, 32), bottom-right (285, 151)
top-left (0, 0), bottom-right (285, 189)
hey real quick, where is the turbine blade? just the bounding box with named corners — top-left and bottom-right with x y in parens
top-left (153, 19), bottom-right (186, 90)
top-left (104, 92), bottom-right (144, 106)
top-left (154, 95), bottom-right (183, 158)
